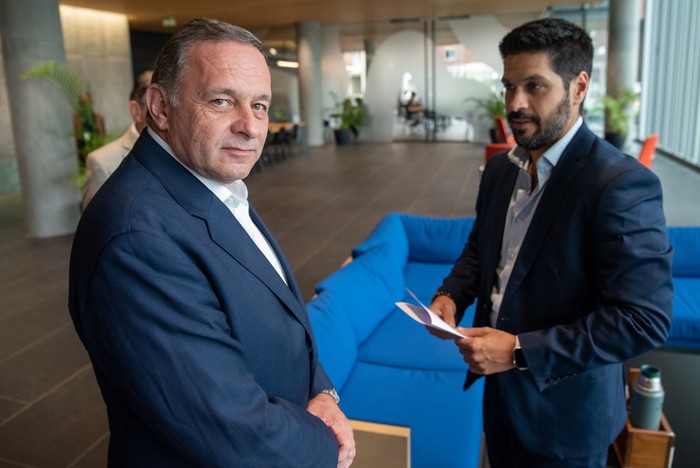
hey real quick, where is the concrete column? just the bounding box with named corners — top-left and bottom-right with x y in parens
top-left (0, 0), bottom-right (80, 237)
top-left (364, 39), bottom-right (376, 74)
top-left (296, 22), bottom-right (325, 146)
top-left (607, 0), bottom-right (641, 97)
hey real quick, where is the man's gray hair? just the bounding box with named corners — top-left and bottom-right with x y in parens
top-left (151, 18), bottom-right (266, 106)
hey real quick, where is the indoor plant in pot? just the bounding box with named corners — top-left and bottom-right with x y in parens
top-left (329, 93), bottom-right (365, 145)
top-left (603, 89), bottom-right (637, 149)
top-left (465, 92), bottom-right (506, 143)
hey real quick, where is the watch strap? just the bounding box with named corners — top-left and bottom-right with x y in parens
top-left (512, 335), bottom-right (528, 370)
top-left (321, 388), bottom-right (340, 404)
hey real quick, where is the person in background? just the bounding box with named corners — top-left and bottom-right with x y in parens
top-left (69, 18), bottom-right (354, 467)
top-left (405, 91), bottom-right (424, 127)
top-left (428, 18), bottom-right (672, 467)
top-left (81, 70), bottom-right (153, 210)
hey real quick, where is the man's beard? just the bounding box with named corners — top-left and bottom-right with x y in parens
top-left (508, 95), bottom-right (571, 151)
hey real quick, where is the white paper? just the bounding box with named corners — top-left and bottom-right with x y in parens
top-left (396, 288), bottom-right (468, 339)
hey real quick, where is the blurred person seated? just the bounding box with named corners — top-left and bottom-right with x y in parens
top-left (406, 92), bottom-right (425, 127)
top-left (81, 70), bottom-right (153, 210)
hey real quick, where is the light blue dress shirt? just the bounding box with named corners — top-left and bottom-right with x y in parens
top-left (489, 117), bottom-right (583, 327)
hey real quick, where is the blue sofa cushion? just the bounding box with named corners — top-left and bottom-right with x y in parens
top-left (339, 361), bottom-right (485, 468)
top-left (357, 309), bottom-right (469, 372)
top-left (666, 278), bottom-right (700, 349)
top-left (404, 262), bottom-right (454, 300)
top-left (352, 212), bottom-right (409, 265)
top-left (314, 249), bottom-right (404, 347)
top-left (400, 214), bottom-right (474, 263)
top-left (669, 227), bottom-right (700, 277)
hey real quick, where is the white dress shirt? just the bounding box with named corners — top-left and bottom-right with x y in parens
top-left (147, 128), bottom-right (288, 285)
top-left (489, 117), bottom-right (583, 326)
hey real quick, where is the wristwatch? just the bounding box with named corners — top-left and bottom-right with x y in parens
top-left (512, 336), bottom-right (528, 370)
top-left (321, 388), bottom-right (340, 404)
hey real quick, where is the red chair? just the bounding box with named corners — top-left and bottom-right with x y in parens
top-left (638, 134), bottom-right (659, 169)
top-left (485, 143), bottom-right (513, 162)
top-left (494, 116), bottom-right (515, 145)
top-left (484, 116), bottom-right (514, 165)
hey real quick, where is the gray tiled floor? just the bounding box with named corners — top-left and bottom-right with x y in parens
top-left (0, 141), bottom-right (698, 467)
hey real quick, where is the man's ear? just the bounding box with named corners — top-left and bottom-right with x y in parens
top-left (146, 84), bottom-right (169, 131)
top-left (128, 100), bottom-right (141, 122)
top-left (571, 71), bottom-right (590, 108)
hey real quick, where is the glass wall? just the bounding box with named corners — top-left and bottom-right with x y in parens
top-left (360, 16), bottom-right (514, 144)
top-left (641, 0), bottom-right (700, 167)
top-left (358, 7), bottom-right (612, 145)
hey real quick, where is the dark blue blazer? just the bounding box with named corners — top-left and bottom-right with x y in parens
top-left (69, 131), bottom-right (337, 467)
top-left (440, 123), bottom-right (673, 458)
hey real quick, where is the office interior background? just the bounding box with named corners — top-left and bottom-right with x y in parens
top-left (2, 1), bottom-right (699, 209)
top-left (1, 0), bottom-right (699, 467)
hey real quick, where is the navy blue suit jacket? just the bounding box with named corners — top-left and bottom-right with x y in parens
top-left (439, 123), bottom-right (673, 458)
top-left (69, 131), bottom-right (337, 467)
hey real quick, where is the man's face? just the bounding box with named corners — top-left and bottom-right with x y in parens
top-left (156, 41), bottom-right (271, 184)
top-left (502, 52), bottom-right (583, 156)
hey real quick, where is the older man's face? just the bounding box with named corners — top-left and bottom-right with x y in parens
top-left (161, 41), bottom-right (271, 184)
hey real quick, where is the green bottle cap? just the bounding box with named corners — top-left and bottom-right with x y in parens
top-left (640, 364), bottom-right (661, 379)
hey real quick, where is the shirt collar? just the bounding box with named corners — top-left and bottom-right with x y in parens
top-left (146, 127), bottom-right (247, 204)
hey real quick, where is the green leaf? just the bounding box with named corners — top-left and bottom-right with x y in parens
top-left (20, 60), bottom-right (87, 109)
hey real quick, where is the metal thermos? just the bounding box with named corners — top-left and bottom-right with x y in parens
top-left (630, 364), bottom-right (665, 430)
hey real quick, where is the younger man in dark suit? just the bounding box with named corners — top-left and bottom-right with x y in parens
top-left (429, 18), bottom-right (673, 467)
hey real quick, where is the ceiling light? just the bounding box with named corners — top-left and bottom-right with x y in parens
top-left (276, 60), bottom-right (299, 69)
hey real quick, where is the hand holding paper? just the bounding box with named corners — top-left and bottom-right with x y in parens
top-left (396, 288), bottom-right (467, 339)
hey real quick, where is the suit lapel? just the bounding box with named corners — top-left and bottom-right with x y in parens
top-left (249, 207), bottom-right (306, 304)
top-left (205, 203), bottom-right (310, 327)
top-left (475, 157), bottom-right (519, 328)
top-left (133, 132), bottom-right (312, 334)
top-left (498, 125), bottom-right (594, 314)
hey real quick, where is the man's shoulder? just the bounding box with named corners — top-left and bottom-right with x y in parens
top-left (86, 131), bottom-right (131, 169)
top-left (564, 124), bottom-right (639, 171)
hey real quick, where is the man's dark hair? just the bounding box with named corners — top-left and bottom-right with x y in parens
top-left (129, 70), bottom-right (152, 108)
top-left (499, 18), bottom-right (593, 91)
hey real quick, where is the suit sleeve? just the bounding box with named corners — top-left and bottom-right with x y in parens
top-left (521, 165), bottom-right (673, 390)
top-left (81, 230), bottom-right (338, 467)
top-left (311, 361), bottom-right (334, 396)
top-left (437, 216), bottom-right (481, 323)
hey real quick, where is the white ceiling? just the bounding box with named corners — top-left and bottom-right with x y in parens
top-left (59, 0), bottom-right (598, 50)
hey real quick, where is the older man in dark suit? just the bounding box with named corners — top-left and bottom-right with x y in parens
top-left (69, 18), bottom-right (354, 467)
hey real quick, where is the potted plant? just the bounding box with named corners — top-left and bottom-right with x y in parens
top-left (465, 92), bottom-right (506, 143)
top-left (329, 93), bottom-right (365, 145)
top-left (20, 60), bottom-right (111, 182)
top-left (603, 89), bottom-right (638, 149)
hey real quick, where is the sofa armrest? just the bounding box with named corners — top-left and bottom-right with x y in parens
top-left (308, 291), bottom-right (358, 391)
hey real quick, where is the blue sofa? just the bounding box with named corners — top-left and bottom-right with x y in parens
top-left (665, 227), bottom-right (700, 349)
top-left (307, 213), bottom-right (484, 468)
top-left (307, 213), bottom-right (700, 467)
